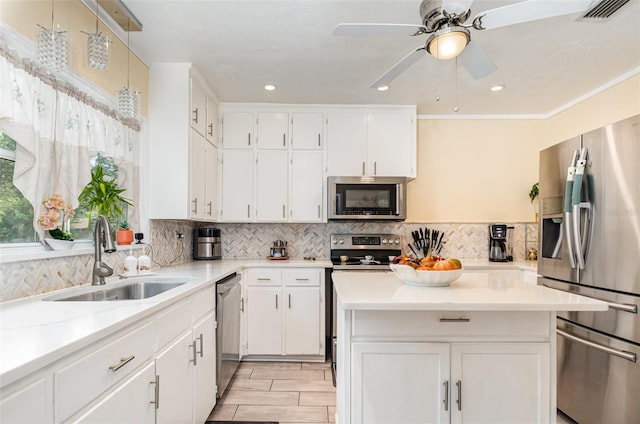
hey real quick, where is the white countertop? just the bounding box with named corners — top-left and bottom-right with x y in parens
top-left (332, 271), bottom-right (608, 312)
top-left (0, 258), bottom-right (330, 389)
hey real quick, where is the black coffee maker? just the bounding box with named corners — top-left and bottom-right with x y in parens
top-left (489, 224), bottom-right (512, 262)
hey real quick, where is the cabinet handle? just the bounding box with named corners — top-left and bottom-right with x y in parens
top-left (247, 204), bottom-right (251, 218)
top-left (197, 333), bottom-right (204, 357)
top-left (275, 294), bottom-right (278, 309)
top-left (288, 293), bottom-right (291, 309)
top-left (207, 201), bottom-right (212, 216)
top-left (150, 375), bottom-right (160, 409)
top-left (374, 161), bottom-right (377, 175)
top-left (283, 133), bottom-right (286, 146)
top-left (241, 297), bottom-right (245, 312)
top-left (443, 381), bottom-right (449, 411)
top-left (208, 123), bottom-right (213, 136)
top-left (282, 204), bottom-right (286, 218)
top-left (192, 198), bottom-right (198, 214)
top-left (248, 133), bottom-right (251, 146)
top-left (189, 342), bottom-right (197, 365)
top-left (295, 278), bottom-right (310, 281)
top-left (318, 204), bottom-right (321, 218)
top-left (318, 133), bottom-right (321, 147)
top-left (192, 108), bottom-right (199, 124)
top-left (439, 318), bottom-right (470, 323)
top-left (108, 355), bottom-right (135, 372)
top-left (257, 277), bottom-right (271, 281)
top-left (362, 161), bottom-right (365, 176)
top-left (456, 380), bottom-right (462, 411)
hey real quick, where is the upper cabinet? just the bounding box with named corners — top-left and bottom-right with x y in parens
top-left (327, 108), bottom-right (416, 178)
top-left (291, 112), bottom-right (324, 150)
top-left (148, 63), bottom-right (220, 221)
top-left (221, 112), bottom-right (254, 149)
top-left (257, 112), bottom-right (289, 149)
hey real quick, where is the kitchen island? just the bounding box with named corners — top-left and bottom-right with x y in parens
top-left (332, 271), bottom-right (608, 424)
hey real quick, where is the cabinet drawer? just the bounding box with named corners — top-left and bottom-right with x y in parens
top-left (246, 269), bottom-right (282, 286)
top-left (192, 284), bottom-right (215, 322)
top-left (283, 269), bottom-right (320, 286)
top-left (156, 298), bottom-right (193, 349)
top-left (351, 311), bottom-right (551, 340)
top-left (54, 321), bottom-right (154, 423)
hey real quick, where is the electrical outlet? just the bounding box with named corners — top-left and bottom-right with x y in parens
top-left (176, 232), bottom-right (184, 239)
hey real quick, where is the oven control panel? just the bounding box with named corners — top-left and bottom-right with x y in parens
top-left (331, 234), bottom-right (402, 249)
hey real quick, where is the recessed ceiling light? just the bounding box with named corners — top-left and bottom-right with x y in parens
top-left (377, 85), bottom-right (389, 91)
top-left (264, 84), bottom-right (277, 91)
top-left (490, 84), bottom-right (505, 92)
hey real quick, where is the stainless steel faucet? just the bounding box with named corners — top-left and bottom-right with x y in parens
top-left (92, 215), bottom-right (117, 285)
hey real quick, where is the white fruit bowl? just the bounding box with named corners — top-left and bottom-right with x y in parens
top-left (390, 264), bottom-right (463, 287)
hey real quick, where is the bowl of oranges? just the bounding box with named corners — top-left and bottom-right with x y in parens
top-left (390, 255), bottom-right (463, 287)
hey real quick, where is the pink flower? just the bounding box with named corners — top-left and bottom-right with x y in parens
top-left (38, 209), bottom-right (60, 230)
top-left (38, 193), bottom-right (75, 238)
top-left (44, 192), bottom-right (65, 210)
top-left (65, 204), bottom-right (75, 218)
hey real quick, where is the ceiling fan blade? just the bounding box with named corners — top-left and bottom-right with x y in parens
top-left (459, 40), bottom-right (497, 80)
top-left (370, 46), bottom-right (427, 88)
top-left (442, 0), bottom-right (475, 16)
top-left (474, 0), bottom-right (593, 30)
top-left (333, 23), bottom-right (428, 37)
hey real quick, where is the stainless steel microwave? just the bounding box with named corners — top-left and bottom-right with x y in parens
top-left (328, 176), bottom-right (407, 221)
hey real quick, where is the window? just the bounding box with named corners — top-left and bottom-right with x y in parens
top-left (0, 132), bottom-right (37, 243)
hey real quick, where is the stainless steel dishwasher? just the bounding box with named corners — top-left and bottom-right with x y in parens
top-left (216, 272), bottom-right (241, 398)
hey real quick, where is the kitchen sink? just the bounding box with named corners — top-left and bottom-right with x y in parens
top-left (47, 281), bottom-right (186, 301)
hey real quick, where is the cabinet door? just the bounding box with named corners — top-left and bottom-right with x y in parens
top-left (205, 141), bottom-right (218, 220)
top-left (156, 331), bottom-right (194, 424)
top-left (450, 343), bottom-right (549, 424)
top-left (72, 362), bottom-right (156, 424)
top-left (351, 342), bottom-right (450, 424)
top-left (256, 150), bottom-right (288, 222)
top-left (0, 377), bottom-right (50, 424)
top-left (220, 150), bottom-right (254, 221)
top-left (190, 77), bottom-right (207, 136)
top-left (193, 313), bottom-right (217, 424)
top-left (284, 287), bottom-right (321, 355)
top-left (290, 151), bottom-right (323, 222)
top-left (327, 112), bottom-right (368, 176)
top-left (291, 112), bottom-right (323, 150)
top-left (190, 129), bottom-right (207, 219)
top-left (367, 111), bottom-right (413, 177)
top-left (246, 287), bottom-right (282, 355)
top-left (205, 95), bottom-right (218, 145)
top-left (257, 112), bottom-right (289, 149)
top-left (222, 112), bottom-right (254, 149)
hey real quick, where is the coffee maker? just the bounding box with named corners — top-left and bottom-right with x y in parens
top-left (488, 224), bottom-right (512, 262)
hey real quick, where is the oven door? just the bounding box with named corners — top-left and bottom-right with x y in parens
top-left (556, 320), bottom-right (639, 424)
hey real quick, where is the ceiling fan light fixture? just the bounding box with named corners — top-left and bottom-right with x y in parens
top-left (426, 26), bottom-right (470, 60)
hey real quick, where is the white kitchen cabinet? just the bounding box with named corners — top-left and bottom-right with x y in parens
top-left (156, 331), bottom-right (193, 424)
top-left (193, 312), bottom-right (217, 424)
top-left (220, 150), bottom-right (254, 221)
top-left (0, 376), bottom-right (51, 424)
top-left (205, 141), bottom-right (218, 220)
top-left (351, 342), bottom-right (450, 424)
top-left (327, 109), bottom-right (416, 177)
top-left (290, 151), bottom-right (324, 222)
top-left (291, 112), bottom-right (324, 150)
top-left (257, 112), bottom-right (289, 149)
top-left (149, 63), bottom-right (220, 221)
top-left (206, 94), bottom-right (219, 145)
top-left (71, 362), bottom-right (156, 424)
top-left (256, 150), bottom-right (288, 221)
top-left (222, 111), bottom-right (254, 149)
top-left (244, 268), bottom-right (324, 358)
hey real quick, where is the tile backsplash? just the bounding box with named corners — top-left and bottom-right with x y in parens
top-left (0, 220), bottom-right (537, 302)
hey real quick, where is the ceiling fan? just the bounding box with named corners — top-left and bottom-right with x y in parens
top-left (333, 0), bottom-right (597, 88)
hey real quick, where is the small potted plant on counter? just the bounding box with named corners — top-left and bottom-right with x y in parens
top-left (117, 221), bottom-right (134, 245)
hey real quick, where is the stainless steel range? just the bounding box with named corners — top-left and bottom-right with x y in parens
top-left (329, 233), bottom-right (403, 385)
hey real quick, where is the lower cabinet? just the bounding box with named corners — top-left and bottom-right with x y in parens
top-left (0, 376), bottom-right (51, 423)
top-left (193, 313), bottom-right (217, 424)
top-left (351, 342), bottom-right (549, 424)
top-left (244, 268), bottom-right (324, 358)
top-left (156, 331), bottom-right (194, 424)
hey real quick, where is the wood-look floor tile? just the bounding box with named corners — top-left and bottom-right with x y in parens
top-left (301, 361), bottom-right (331, 370)
top-left (234, 405), bottom-right (328, 422)
top-left (219, 390), bottom-right (299, 406)
top-left (239, 361), bottom-right (302, 370)
top-left (324, 369), bottom-right (333, 380)
top-left (207, 403), bottom-right (237, 421)
top-left (232, 368), bottom-right (253, 379)
top-left (251, 369), bottom-right (324, 380)
top-left (299, 392), bottom-right (336, 406)
top-left (328, 406), bottom-right (336, 423)
top-left (271, 379), bottom-right (336, 392)
top-left (228, 378), bottom-right (272, 391)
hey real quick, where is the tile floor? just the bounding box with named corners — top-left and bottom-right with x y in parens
top-left (207, 360), bottom-right (336, 423)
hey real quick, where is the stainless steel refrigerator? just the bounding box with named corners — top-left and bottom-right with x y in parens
top-left (538, 114), bottom-right (639, 423)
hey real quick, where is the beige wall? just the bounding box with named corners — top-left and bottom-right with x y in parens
top-left (409, 74), bottom-right (640, 223)
top-left (1, 0), bottom-right (148, 116)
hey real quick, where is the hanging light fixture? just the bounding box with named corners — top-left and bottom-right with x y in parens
top-left (82, 1), bottom-right (110, 70)
top-left (426, 26), bottom-right (470, 61)
top-left (118, 29), bottom-right (139, 120)
top-left (36, 0), bottom-right (69, 72)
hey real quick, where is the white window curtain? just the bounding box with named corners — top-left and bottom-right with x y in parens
top-left (0, 52), bottom-right (140, 239)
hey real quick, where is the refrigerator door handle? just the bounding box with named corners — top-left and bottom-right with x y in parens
top-left (572, 201), bottom-right (594, 270)
top-left (557, 328), bottom-right (637, 363)
top-left (564, 150), bottom-right (579, 269)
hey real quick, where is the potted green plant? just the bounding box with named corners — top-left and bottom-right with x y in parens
top-left (117, 221), bottom-right (134, 245)
top-left (529, 182), bottom-right (539, 221)
top-left (78, 165), bottom-right (133, 230)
